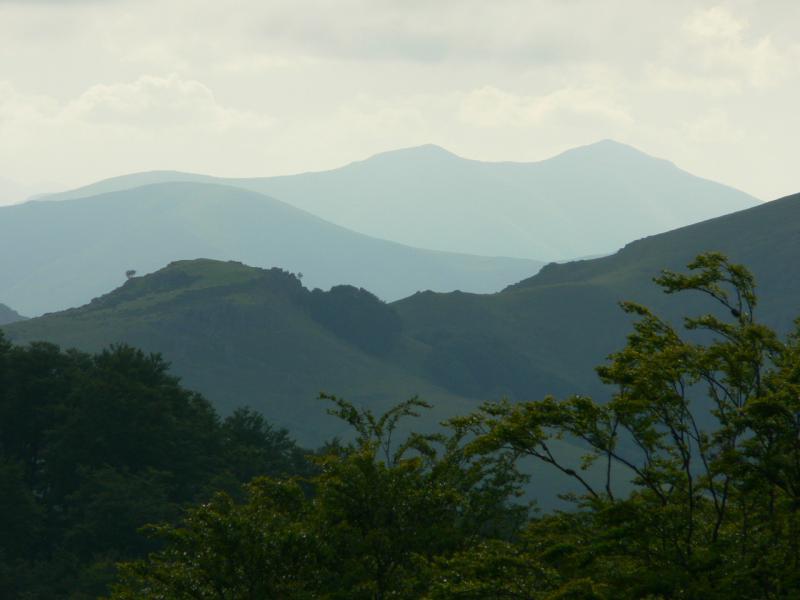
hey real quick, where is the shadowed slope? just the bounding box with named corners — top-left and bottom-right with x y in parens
top-left (395, 192), bottom-right (800, 401)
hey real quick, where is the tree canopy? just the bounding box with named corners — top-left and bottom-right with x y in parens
top-left (109, 253), bottom-right (800, 599)
top-left (0, 339), bottom-right (312, 598)
top-left (5, 252), bottom-right (800, 598)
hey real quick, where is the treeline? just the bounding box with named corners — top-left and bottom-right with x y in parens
top-left (5, 253), bottom-right (800, 598)
top-left (0, 339), bottom-right (311, 598)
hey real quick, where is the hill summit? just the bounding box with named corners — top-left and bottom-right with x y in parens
top-left (3, 258), bottom-right (473, 446)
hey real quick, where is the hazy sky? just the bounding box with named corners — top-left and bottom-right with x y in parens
top-left (0, 0), bottom-right (798, 202)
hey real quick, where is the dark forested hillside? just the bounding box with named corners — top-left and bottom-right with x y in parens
top-left (0, 336), bottom-right (311, 598)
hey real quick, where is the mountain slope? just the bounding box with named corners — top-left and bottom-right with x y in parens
top-left (5, 192), bottom-right (796, 506)
top-left (2, 259), bottom-right (476, 446)
top-left (394, 191), bottom-right (800, 401)
top-left (9, 191), bottom-right (795, 410)
top-left (0, 303), bottom-right (25, 325)
top-left (2, 259), bottom-right (592, 507)
top-left (0, 182), bottom-right (542, 316)
top-left (44, 141), bottom-right (760, 261)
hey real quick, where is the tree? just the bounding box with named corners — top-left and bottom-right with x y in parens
top-left (459, 252), bottom-right (800, 597)
top-left (100, 252), bottom-right (800, 597)
top-left (111, 478), bottom-right (322, 600)
top-left (109, 394), bottom-right (527, 599)
top-left (125, 270), bottom-right (136, 280)
top-left (0, 337), bottom-right (312, 598)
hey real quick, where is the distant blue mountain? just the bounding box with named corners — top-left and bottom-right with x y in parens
top-left (44, 140), bottom-right (760, 261)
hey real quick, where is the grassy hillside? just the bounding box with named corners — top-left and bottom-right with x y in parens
top-left (3, 259), bottom-right (476, 447)
top-left (6, 192), bottom-right (798, 501)
top-left (43, 141), bottom-right (760, 261)
top-left (395, 191), bottom-right (800, 402)
top-left (6, 193), bottom-right (797, 416)
top-left (2, 259), bottom-right (604, 509)
top-left (0, 182), bottom-right (542, 316)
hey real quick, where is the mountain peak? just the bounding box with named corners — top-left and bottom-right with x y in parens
top-left (123, 258), bottom-right (297, 295)
top-left (80, 259), bottom-right (304, 315)
top-left (357, 143), bottom-right (462, 165)
top-left (551, 138), bottom-right (674, 167)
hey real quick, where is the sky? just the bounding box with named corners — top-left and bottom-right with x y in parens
top-left (0, 0), bottom-right (798, 203)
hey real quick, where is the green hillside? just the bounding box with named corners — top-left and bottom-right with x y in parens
top-left (5, 191), bottom-right (798, 485)
top-left (3, 259), bottom-right (474, 447)
top-left (42, 141), bottom-right (760, 261)
top-left (7, 192), bottom-right (798, 421)
top-left (395, 191), bottom-right (800, 402)
top-left (0, 181), bottom-right (542, 316)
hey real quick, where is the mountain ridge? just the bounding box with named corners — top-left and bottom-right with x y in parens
top-left (0, 181), bottom-right (543, 316)
top-left (36, 141), bottom-right (760, 261)
top-left (394, 190), bottom-right (800, 403)
top-left (5, 190), bottom-right (799, 477)
top-left (2, 258), bottom-right (478, 446)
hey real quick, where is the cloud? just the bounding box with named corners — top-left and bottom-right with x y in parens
top-left (644, 65), bottom-right (742, 96)
top-left (0, 1), bottom-right (797, 200)
top-left (0, 75), bottom-right (275, 185)
top-left (458, 85), bottom-right (632, 128)
top-left (679, 6), bottom-right (797, 88)
top-left (64, 75), bottom-right (273, 132)
top-left (0, 81), bottom-right (59, 122)
top-left (219, 54), bottom-right (314, 73)
top-left (0, 1), bottom-right (113, 3)
top-left (683, 109), bottom-right (745, 144)
top-left (0, 75), bottom-right (272, 135)
top-left (684, 5), bottom-right (746, 39)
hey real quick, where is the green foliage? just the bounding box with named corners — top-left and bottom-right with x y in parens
top-left (220, 406), bottom-right (310, 485)
top-left (10, 251), bottom-right (800, 598)
top-left (113, 478), bottom-right (322, 599)
top-left (4, 259), bottom-right (469, 448)
top-left (110, 394), bottom-right (528, 599)
top-left (458, 253), bottom-right (800, 597)
top-left (0, 336), bottom-right (311, 599)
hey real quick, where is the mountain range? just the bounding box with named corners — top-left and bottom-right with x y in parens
top-left (41, 140), bottom-right (759, 261)
top-left (2, 258), bottom-right (476, 445)
top-left (393, 191), bottom-right (800, 404)
top-left (0, 182), bottom-right (542, 316)
top-left (6, 191), bottom-right (799, 446)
